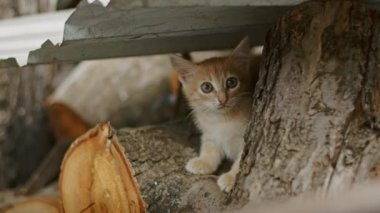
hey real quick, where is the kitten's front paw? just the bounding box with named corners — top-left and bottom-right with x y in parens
top-left (186, 157), bottom-right (216, 174)
top-left (217, 173), bottom-right (236, 193)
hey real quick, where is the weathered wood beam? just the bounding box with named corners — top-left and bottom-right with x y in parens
top-left (56, 0), bottom-right (81, 10)
top-left (0, 58), bottom-right (19, 68)
top-left (27, 5), bottom-right (292, 64)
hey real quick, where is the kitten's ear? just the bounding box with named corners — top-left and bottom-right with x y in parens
top-left (230, 36), bottom-right (251, 71)
top-left (170, 54), bottom-right (197, 83)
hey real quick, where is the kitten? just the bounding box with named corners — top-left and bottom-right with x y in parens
top-left (170, 37), bottom-right (260, 192)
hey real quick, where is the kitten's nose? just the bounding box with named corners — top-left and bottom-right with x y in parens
top-left (217, 95), bottom-right (227, 106)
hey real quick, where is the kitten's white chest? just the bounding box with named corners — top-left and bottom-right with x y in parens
top-left (197, 113), bottom-right (248, 160)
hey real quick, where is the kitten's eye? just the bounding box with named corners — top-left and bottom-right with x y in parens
top-left (226, 77), bottom-right (238, 89)
top-left (200, 82), bottom-right (213, 93)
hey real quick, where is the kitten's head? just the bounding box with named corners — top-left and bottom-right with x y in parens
top-left (170, 37), bottom-right (253, 114)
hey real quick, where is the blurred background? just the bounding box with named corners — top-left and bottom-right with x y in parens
top-left (2, 0), bottom-right (379, 212)
top-left (0, 0), bottom-right (182, 197)
top-left (0, 0), bottom-right (255, 198)
top-left (0, 0), bottom-right (266, 210)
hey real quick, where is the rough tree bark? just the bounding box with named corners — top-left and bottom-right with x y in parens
top-left (0, 64), bottom-right (73, 189)
top-left (232, 0), bottom-right (380, 206)
top-left (0, 0), bottom-right (68, 190)
top-left (117, 0), bottom-right (380, 212)
top-left (118, 121), bottom-right (230, 212)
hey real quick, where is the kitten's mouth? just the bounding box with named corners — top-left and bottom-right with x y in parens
top-left (217, 105), bottom-right (229, 110)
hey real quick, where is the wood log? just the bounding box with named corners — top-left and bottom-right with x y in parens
top-left (118, 121), bottom-right (229, 212)
top-left (0, 64), bottom-right (74, 189)
top-left (16, 139), bottom-right (72, 195)
top-left (0, 183), bottom-right (60, 211)
top-left (3, 197), bottom-right (61, 213)
top-left (48, 56), bottom-right (175, 129)
top-left (238, 182), bottom-right (380, 213)
top-left (0, 0), bottom-right (70, 190)
top-left (47, 103), bottom-right (90, 141)
top-left (230, 0), bottom-right (380, 207)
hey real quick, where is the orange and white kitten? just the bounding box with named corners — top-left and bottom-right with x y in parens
top-left (170, 37), bottom-right (260, 192)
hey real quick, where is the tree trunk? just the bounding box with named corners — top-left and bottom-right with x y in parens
top-left (232, 0), bottom-right (380, 206)
top-left (0, 0), bottom-right (68, 190)
top-left (0, 64), bottom-right (74, 189)
top-left (118, 1), bottom-right (380, 212)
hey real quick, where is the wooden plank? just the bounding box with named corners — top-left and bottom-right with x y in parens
top-left (0, 58), bottom-right (19, 68)
top-left (57, 0), bottom-right (81, 10)
top-left (28, 5), bottom-right (292, 64)
top-left (0, 10), bottom-right (72, 66)
top-left (57, 0), bottom-right (304, 10)
top-left (63, 6), bottom-right (289, 41)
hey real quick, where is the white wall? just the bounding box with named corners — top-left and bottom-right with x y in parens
top-left (0, 9), bottom-right (73, 66)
